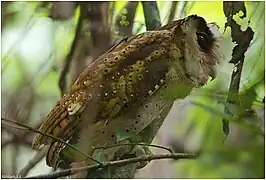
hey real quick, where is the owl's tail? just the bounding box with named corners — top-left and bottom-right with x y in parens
top-left (32, 102), bottom-right (80, 153)
top-left (46, 141), bottom-right (66, 168)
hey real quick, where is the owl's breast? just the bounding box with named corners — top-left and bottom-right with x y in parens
top-left (101, 67), bottom-right (190, 143)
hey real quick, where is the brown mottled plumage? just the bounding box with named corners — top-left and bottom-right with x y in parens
top-left (32, 15), bottom-right (222, 169)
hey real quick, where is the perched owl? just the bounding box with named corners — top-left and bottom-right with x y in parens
top-left (32, 15), bottom-right (222, 170)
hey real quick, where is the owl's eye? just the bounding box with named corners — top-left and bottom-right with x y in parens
top-left (196, 32), bottom-right (209, 51)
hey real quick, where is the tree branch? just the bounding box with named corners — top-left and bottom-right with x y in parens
top-left (115, 1), bottom-right (139, 37)
top-left (85, 2), bottom-right (111, 59)
top-left (58, 5), bottom-right (83, 96)
top-left (168, 1), bottom-right (178, 23)
top-left (1, 117), bottom-right (102, 166)
top-left (49, 2), bottom-right (77, 20)
top-left (1, 122), bottom-right (39, 148)
top-left (141, 1), bottom-right (161, 30)
top-left (18, 148), bottom-right (48, 177)
top-left (175, 1), bottom-right (187, 19)
top-left (26, 153), bottom-right (198, 179)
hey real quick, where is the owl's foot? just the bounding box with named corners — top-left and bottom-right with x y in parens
top-left (128, 142), bottom-right (153, 169)
top-left (112, 140), bottom-right (153, 169)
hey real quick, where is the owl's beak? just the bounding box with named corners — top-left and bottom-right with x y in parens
top-left (207, 63), bottom-right (218, 81)
top-left (207, 22), bottom-right (221, 81)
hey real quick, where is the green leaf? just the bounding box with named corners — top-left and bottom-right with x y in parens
top-left (190, 101), bottom-right (265, 137)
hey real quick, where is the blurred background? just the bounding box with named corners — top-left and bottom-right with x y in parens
top-left (1, 1), bottom-right (265, 178)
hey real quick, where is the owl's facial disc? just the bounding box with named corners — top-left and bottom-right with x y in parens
top-left (181, 15), bottom-right (222, 82)
top-left (204, 22), bottom-right (221, 80)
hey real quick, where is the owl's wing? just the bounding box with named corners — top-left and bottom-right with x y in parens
top-left (93, 30), bottom-right (172, 121)
top-left (32, 29), bottom-right (172, 151)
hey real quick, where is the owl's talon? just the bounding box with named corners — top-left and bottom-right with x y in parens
top-left (129, 143), bottom-right (153, 169)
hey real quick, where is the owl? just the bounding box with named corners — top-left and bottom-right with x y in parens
top-left (32, 15), bottom-right (222, 170)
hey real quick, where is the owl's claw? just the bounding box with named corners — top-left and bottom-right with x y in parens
top-left (111, 140), bottom-right (152, 169)
top-left (129, 143), bottom-right (153, 169)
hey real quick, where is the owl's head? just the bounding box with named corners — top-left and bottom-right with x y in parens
top-left (161, 15), bottom-right (222, 85)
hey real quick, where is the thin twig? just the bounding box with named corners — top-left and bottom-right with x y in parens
top-left (1, 135), bottom-right (33, 148)
top-left (26, 153), bottom-right (198, 179)
top-left (18, 147), bottom-right (48, 177)
top-left (1, 117), bottom-right (103, 166)
top-left (58, 5), bottom-right (83, 96)
top-left (1, 123), bottom-right (39, 148)
top-left (93, 143), bottom-right (174, 154)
